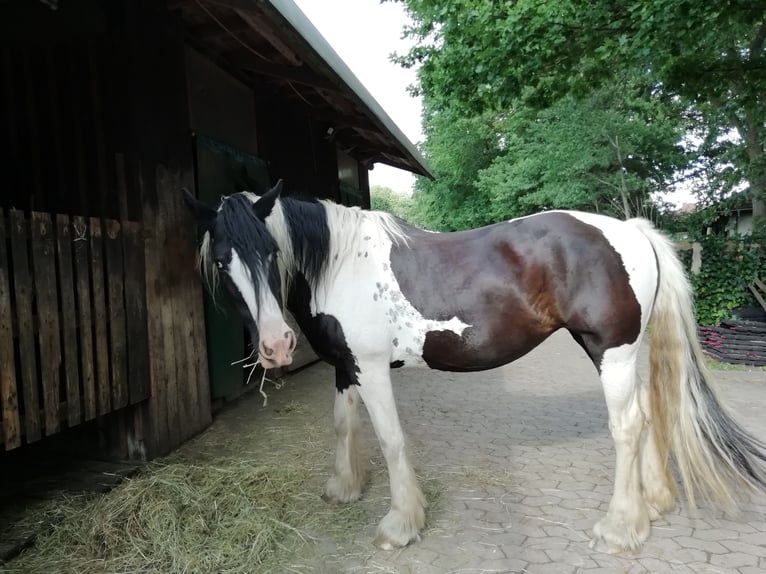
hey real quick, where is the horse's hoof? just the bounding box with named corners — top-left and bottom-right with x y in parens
top-left (374, 532), bottom-right (421, 550)
top-left (322, 475), bottom-right (362, 504)
top-left (373, 508), bottom-right (424, 549)
top-left (591, 510), bottom-right (648, 555)
top-left (589, 536), bottom-right (623, 554)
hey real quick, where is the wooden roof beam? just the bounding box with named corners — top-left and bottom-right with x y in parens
top-left (230, 53), bottom-right (338, 91)
top-left (233, 7), bottom-right (302, 66)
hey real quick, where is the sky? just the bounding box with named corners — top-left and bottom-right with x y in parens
top-left (292, 0), bottom-right (422, 195)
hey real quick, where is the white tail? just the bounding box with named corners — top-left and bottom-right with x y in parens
top-left (629, 218), bottom-right (766, 509)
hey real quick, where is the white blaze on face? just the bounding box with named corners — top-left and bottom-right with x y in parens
top-left (228, 248), bottom-right (295, 366)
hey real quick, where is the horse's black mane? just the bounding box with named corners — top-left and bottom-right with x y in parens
top-left (279, 196), bottom-right (330, 288)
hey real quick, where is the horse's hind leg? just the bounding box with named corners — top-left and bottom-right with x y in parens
top-left (356, 361), bottom-right (425, 549)
top-left (323, 376), bottom-right (367, 504)
top-left (591, 344), bottom-right (651, 553)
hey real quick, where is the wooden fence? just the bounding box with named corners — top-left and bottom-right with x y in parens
top-left (0, 210), bottom-right (150, 450)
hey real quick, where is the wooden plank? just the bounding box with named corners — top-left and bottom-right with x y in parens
top-left (0, 211), bottom-right (21, 449)
top-left (749, 283), bottom-right (766, 313)
top-left (88, 46), bottom-right (109, 219)
top-left (9, 211), bottom-right (40, 442)
top-left (122, 221), bottom-right (150, 404)
top-left (164, 169), bottom-right (198, 441)
top-left (30, 212), bottom-right (61, 436)
top-left (189, 267), bottom-right (212, 430)
top-left (46, 49), bottom-right (67, 210)
top-left (23, 52), bottom-right (43, 208)
top-left (89, 218), bottom-right (110, 416)
top-left (56, 215), bottom-right (81, 426)
top-left (156, 169), bottom-right (182, 448)
top-left (138, 163), bottom-right (169, 454)
top-left (115, 154), bottom-right (130, 223)
top-left (104, 220), bottom-right (128, 410)
top-left (3, 51), bottom-right (24, 206)
top-left (68, 45), bottom-right (90, 216)
top-left (72, 216), bottom-right (96, 421)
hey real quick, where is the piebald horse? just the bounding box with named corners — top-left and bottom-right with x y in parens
top-left (183, 182), bottom-right (766, 552)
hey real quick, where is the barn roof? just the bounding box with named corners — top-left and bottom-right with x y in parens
top-left (173, 0), bottom-right (433, 179)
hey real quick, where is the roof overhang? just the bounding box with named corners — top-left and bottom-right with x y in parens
top-left (172, 0), bottom-right (433, 179)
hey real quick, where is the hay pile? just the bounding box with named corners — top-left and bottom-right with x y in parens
top-left (2, 388), bottom-right (444, 574)
top-left (2, 420), bottom-right (372, 574)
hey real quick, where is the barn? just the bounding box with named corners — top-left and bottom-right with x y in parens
top-left (0, 0), bottom-right (431, 461)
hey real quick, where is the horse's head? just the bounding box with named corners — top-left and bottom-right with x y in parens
top-left (183, 181), bottom-right (296, 368)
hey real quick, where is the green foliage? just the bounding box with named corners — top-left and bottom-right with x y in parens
top-left (397, 0), bottom-right (766, 223)
top-left (407, 85), bottom-right (685, 229)
top-left (370, 185), bottom-right (414, 221)
top-left (409, 110), bottom-right (502, 230)
top-left (679, 233), bottom-right (766, 326)
top-left (477, 87), bottom-right (686, 220)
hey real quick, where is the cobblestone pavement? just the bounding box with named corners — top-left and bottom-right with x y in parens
top-left (212, 330), bottom-right (766, 573)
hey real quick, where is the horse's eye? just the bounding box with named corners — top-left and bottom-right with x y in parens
top-left (216, 261), bottom-right (224, 269)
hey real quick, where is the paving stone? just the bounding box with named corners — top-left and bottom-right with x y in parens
top-left (709, 551), bottom-right (758, 568)
top-left (689, 526), bottom-right (740, 541)
top-left (525, 563), bottom-right (576, 574)
top-left (638, 557), bottom-right (695, 573)
top-left (682, 563), bottom-right (738, 574)
top-left (475, 557), bottom-right (529, 573)
top-left (739, 530), bottom-right (766, 545)
top-left (675, 535), bottom-right (729, 553)
top-left (542, 547), bottom-right (599, 569)
top-left (721, 539), bottom-right (766, 558)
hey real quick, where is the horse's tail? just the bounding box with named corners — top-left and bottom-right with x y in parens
top-left (630, 218), bottom-right (766, 509)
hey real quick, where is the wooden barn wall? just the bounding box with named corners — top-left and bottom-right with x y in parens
top-left (253, 86), bottom-right (340, 199)
top-left (185, 47), bottom-right (259, 157)
top-left (125, 0), bottom-right (211, 456)
top-left (0, 0), bottom-right (211, 458)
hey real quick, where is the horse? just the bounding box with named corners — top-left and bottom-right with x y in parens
top-left (182, 181), bottom-right (766, 553)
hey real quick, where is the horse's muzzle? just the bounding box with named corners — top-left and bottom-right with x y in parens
top-left (259, 329), bottom-right (296, 368)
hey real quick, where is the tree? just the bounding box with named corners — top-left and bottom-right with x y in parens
top-left (370, 185), bottom-right (414, 221)
top-left (409, 109), bottom-right (502, 230)
top-left (396, 0), bottom-right (766, 225)
top-left (478, 86), bottom-right (687, 220)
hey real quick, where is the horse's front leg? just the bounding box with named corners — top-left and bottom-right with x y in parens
top-left (323, 369), bottom-right (367, 503)
top-left (356, 360), bottom-right (426, 549)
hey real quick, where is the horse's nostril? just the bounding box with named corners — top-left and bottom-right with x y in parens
top-left (263, 346), bottom-right (274, 357)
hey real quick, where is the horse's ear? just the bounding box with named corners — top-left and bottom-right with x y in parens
top-left (253, 179), bottom-right (283, 220)
top-left (181, 188), bottom-right (217, 234)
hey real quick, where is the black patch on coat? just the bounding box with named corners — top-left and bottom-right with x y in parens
top-left (390, 360), bottom-right (405, 369)
top-left (281, 197), bottom-right (331, 288)
top-left (287, 272), bottom-right (360, 391)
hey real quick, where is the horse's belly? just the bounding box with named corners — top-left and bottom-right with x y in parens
top-left (404, 325), bottom-right (554, 372)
